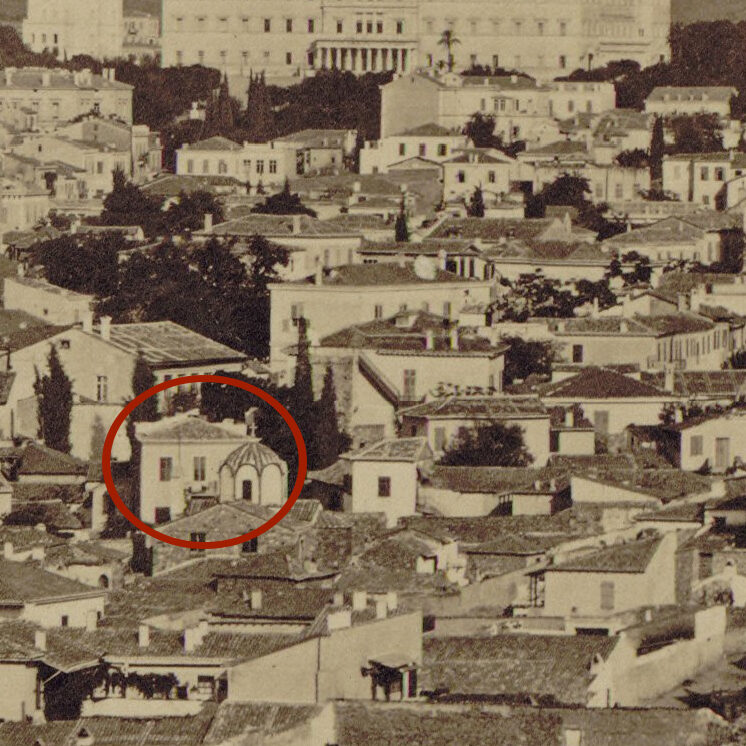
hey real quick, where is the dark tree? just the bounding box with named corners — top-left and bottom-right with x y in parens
top-left (394, 198), bottom-right (410, 242)
top-left (243, 71), bottom-right (275, 142)
top-left (650, 116), bottom-right (665, 186)
top-left (251, 179), bottom-right (317, 216)
top-left (440, 422), bottom-right (534, 467)
top-left (615, 148), bottom-right (649, 168)
top-left (34, 345), bottom-right (73, 454)
top-left (312, 365), bottom-right (350, 469)
top-left (163, 190), bottom-right (225, 233)
top-left (502, 337), bottom-right (554, 385)
top-left (99, 167), bottom-right (164, 237)
top-left (463, 112), bottom-right (504, 150)
top-left (36, 234), bottom-right (120, 295)
top-left (668, 114), bottom-right (724, 154)
top-left (290, 317), bottom-right (315, 465)
top-left (467, 185), bottom-right (486, 217)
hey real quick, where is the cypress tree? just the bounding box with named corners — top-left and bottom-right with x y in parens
top-left (650, 116), bottom-right (665, 189)
top-left (292, 317), bottom-right (315, 461)
top-left (35, 344), bottom-right (73, 453)
top-left (395, 197), bottom-right (410, 242)
top-left (215, 74), bottom-right (235, 135)
top-left (467, 185), bottom-right (486, 217)
top-left (312, 365), bottom-right (347, 469)
top-left (127, 351), bottom-right (157, 465)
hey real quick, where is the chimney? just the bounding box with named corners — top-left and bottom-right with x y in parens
top-left (250, 589), bottom-right (263, 610)
top-left (664, 365), bottom-right (675, 394)
top-left (76, 728), bottom-right (94, 746)
top-left (292, 215), bottom-right (302, 235)
top-left (562, 211), bottom-right (572, 236)
top-left (352, 181), bottom-right (361, 194)
top-left (203, 213), bottom-right (213, 232)
top-left (4, 68), bottom-right (14, 86)
top-left (85, 610), bottom-right (98, 632)
top-left (35, 630), bottom-right (47, 651)
top-left (564, 408), bottom-right (573, 427)
top-left (677, 293), bottom-right (689, 313)
top-left (41, 71), bottom-right (51, 87)
top-left (591, 296), bottom-right (599, 318)
top-left (449, 327), bottom-right (459, 350)
top-left (621, 294), bottom-right (634, 318)
top-left (352, 590), bottom-right (367, 611)
top-left (327, 609), bottom-right (352, 631)
top-left (30, 546), bottom-right (45, 561)
top-left (314, 263), bottom-right (323, 285)
top-left (99, 316), bottom-right (112, 341)
top-left (3, 541), bottom-right (12, 559)
top-left (438, 250), bottom-right (447, 271)
top-left (386, 591), bottom-right (398, 611)
top-left (108, 67), bottom-right (116, 83)
top-left (138, 623), bottom-right (150, 648)
top-left (333, 591), bottom-right (344, 607)
top-left (375, 599), bottom-right (388, 620)
top-left (81, 310), bottom-right (94, 334)
top-left (245, 408), bottom-right (258, 438)
top-left (620, 319), bottom-right (629, 333)
top-left (533, 479), bottom-right (542, 491)
top-left (424, 329), bottom-right (435, 350)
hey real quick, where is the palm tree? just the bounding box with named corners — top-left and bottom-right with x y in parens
top-left (438, 29), bottom-right (461, 72)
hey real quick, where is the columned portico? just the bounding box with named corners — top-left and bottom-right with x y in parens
top-left (312, 41), bottom-right (417, 73)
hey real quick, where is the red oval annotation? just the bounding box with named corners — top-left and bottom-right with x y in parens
top-left (101, 374), bottom-right (307, 550)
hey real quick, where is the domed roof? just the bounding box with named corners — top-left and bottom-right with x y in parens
top-left (222, 440), bottom-right (286, 475)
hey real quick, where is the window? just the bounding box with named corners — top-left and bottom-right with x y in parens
top-left (366, 21), bottom-right (373, 33)
top-left (356, 21), bottom-right (363, 33)
top-left (308, 18), bottom-right (315, 32)
top-left (286, 18), bottom-right (293, 32)
top-left (190, 532), bottom-right (206, 551)
top-left (560, 21), bottom-right (567, 35)
top-left (61, 615), bottom-right (69, 627)
top-left (715, 167), bottom-right (725, 181)
top-left (374, 304), bottom-right (383, 319)
top-left (437, 144), bottom-right (447, 157)
top-left (700, 166), bottom-right (709, 181)
top-left (549, 430), bottom-right (560, 453)
top-left (403, 369), bottom-right (416, 400)
top-left (434, 427), bottom-right (446, 451)
top-left (218, 159), bottom-right (228, 174)
top-left (197, 676), bottom-right (214, 696)
top-left (154, 507), bottom-right (171, 524)
top-left (399, 143), bottom-right (406, 156)
top-left (264, 18), bottom-right (271, 32)
top-left (690, 435), bottom-right (703, 456)
top-left (377, 21), bottom-right (383, 33)
top-left (60, 339), bottom-right (70, 349)
top-left (559, 55), bottom-right (567, 69)
top-left (572, 344), bottom-right (584, 363)
top-left (193, 456), bottom-right (206, 481)
top-left (378, 477), bottom-right (391, 497)
top-left (242, 538), bottom-right (259, 553)
top-left (337, 20), bottom-right (343, 33)
top-left (457, 170), bottom-right (466, 183)
top-left (419, 143), bottom-right (427, 157)
top-left (537, 21), bottom-right (544, 34)
top-left (257, 160), bottom-right (265, 174)
top-left (242, 480), bottom-right (253, 501)
top-left (443, 301), bottom-right (452, 318)
top-left (492, 54), bottom-right (499, 69)
top-left (159, 457), bottom-right (173, 482)
top-left (614, 183), bottom-right (623, 199)
top-left (96, 375), bottom-right (108, 402)
top-left (600, 581), bottom-right (615, 610)
top-left (396, 20), bottom-right (404, 34)
top-left (488, 170), bottom-right (496, 183)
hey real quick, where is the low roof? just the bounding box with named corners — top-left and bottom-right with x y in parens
top-left (184, 136), bottom-right (242, 151)
top-left (647, 85), bottom-right (736, 102)
top-left (100, 321), bottom-right (246, 367)
top-left (136, 415), bottom-right (247, 442)
top-left (401, 396), bottom-right (547, 420)
top-left (288, 263), bottom-right (475, 287)
top-left (538, 367), bottom-right (670, 400)
top-left (0, 559), bottom-right (103, 603)
top-left (547, 537), bottom-right (662, 573)
top-left (345, 437), bottom-right (431, 463)
top-left (210, 214), bottom-right (359, 238)
top-left (13, 441), bottom-right (88, 477)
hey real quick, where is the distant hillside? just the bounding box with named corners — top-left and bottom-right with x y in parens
top-left (0, 0), bottom-right (161, 24)
top-left (672, 0), bottom-right (746, 22)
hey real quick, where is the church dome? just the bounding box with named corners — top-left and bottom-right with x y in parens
top-left (222, 440), bottom-right (286, 475)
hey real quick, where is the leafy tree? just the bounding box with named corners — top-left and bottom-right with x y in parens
top-left (668, 114), bottom-right (724, 154)
top-left (438, 29), bottom-right (461, 72)
top-left (463, 113), bottom-right (504, 150)
top-left (251, 179), bottom-right (317, 216)
top-left (650, 116), bottom-right (665, 186)
top-left (440, 422), bottom-right (534, 467)
top-left (99, 167), bottom-right (164, 237)
top-left (36, 234), bottom-right (120, 295)
top-left (615, 148), bottom-right (649, 168)
top-left (34, 344), bottom-right (73, 454)
top-left (467, 185), bottom-right (486, 217)
top-left (394, 198), bottom-right (410, 242)
top-left (312, 365), bottom-right (350, 469)
top-left (163, 190), bottom-right (225, 234)
top-left (502, 337), bottom-right (554, 385)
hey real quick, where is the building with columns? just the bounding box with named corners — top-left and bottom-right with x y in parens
top-left (23, 0), bottom-right (123, 61)
top-left (161, 0), bottom-right (671, 82)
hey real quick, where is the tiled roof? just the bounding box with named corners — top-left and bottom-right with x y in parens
top-left (604, 218), bottom-right (704, 247)
top-left (334, 702), bottom-right (561, 746)
top-left (290, 263), bottom-right (472, 286)
top-left (522, 139), bottom-right (590, 158)
top-left (422, 634), bottom-right (617, 703)
top-left (210, 587), bottom-right (333, 620)
top-left (429, 217), bottom-right (555, 242)
top-left (548, 537), bottom-right (661, 573)
top-left (210, 214), bottom-right (359, 237)
top-left (647, 85), bottom-right (736, 102)
top-left (538, 367), bottom-right (670, 399)
top-left (319, 312), bottom-right (498, 354)
top-left (273, 128), bottom-right (353, 148)
top-left (137, 416), bottom-right (246, 442)
top-left (204, 702), bottom-right (322, 744)
top-left (11, 483), bottom-right (84, 505)
top-left (345, 437), bottom-right (431, 462)
top-left (639, 314), bottom-right (714, 335)
top-left (186, 136), bottom-right (243, 151)
top-left (425, 466), bottom-right (568, 495)
top-left (141, 174), bottom-right (240, 196)
top-left (401, 396), bottom-right (548, 419)
top-left (0, 68), bottom-right (131, 91)
top-left (445, 149), bottom-right (511, 165)
top-left (13, 441), bottom-right (87, 476)
top-left (102, 321), bottom-right (246, 367)
top-left (636, 501), bottom-right (704, 523)
top-left (641, 370), bottom-right (746, 398)
top-left (0, 559), bottom-right (102, 602)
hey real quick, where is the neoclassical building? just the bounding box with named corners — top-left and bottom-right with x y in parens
top-left (136, 412), bottom-right (288, 525)
top-left (161, 0), bottom-right (671, 82)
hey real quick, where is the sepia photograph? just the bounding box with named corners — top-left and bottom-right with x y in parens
top-left (3, 0), bottom-right (746, 743)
